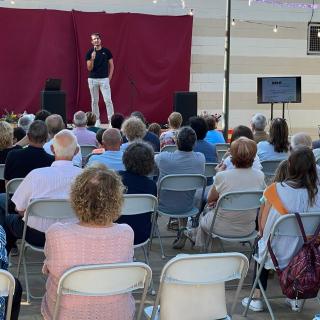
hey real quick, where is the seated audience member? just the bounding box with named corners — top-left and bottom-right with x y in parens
top-left (4, 130), bottom-right (81, 253)
top-left (34, 109), bottom-right (51, 122)
top-left (111, 113), bottom-right (125, 130)
top-left (72, 111), bottom-right (98, 147)
top-left (130, 111), bottom-right (160, 151)
top-left (43, 114), bottom-right (82, 167)
top-left (148, 122), bottom-right (161, 138)
top-left (290, 132), bottom-right (312, 150)
top-left (17, 113), bottom-right (34, 133)
top-left (251, 113), bottom-right (269, 143)
top-left (160, 112), bottom-right (182, 149)
top-left (242, 147), bottom-right (320, 312)
top-left (4, 120), bottom-right (54, 182)
top-left (189, 116), bottom-right (218, 163)
top-left (0, 226), bottom-right (22, 320)
top-left (220, 125), bottom-right (262, 171)
top-left (87, 128), bottom-right (124, 171)
top-left (41, 166), bottom-right (134, 320)
top-left (0, 121), bottom-right (22, 193)
top-left (189, 137), bottom-right (265, 248)
top-left (118, 141), bottom-right (157, 244)
top-left (91, 128), bottom-right (106, 154)
top-left (13, 127), bottom-right (26, 144)
top-left (203, 115), bottom-right (225, 144)
top-left (86, 111), bottom-right (100, 133)
top-left (257, 118), bottom-right (289, 162)
top-left (155, 126), bottom-right (205, 249)
top-left (0, 121), bottom-right (22, 165)
top-left (121, 117), bottom-right (146, 151)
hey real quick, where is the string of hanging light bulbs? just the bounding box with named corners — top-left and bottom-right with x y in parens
top-left (152, 0), bottom-right (193, 15)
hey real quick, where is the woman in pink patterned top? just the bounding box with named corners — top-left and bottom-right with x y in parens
top-left (159, 112), bottom-right (182, 149)
top-left (41, 165), bottom-right (134, 320)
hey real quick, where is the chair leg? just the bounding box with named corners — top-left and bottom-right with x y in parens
top-left (243, 261), bottom-right (264, 317)
top-left (155, 223), bottom-right (165, 259)
top-left (22, 250), bottom-right (31, 304)
top-left (142, 246), bottom-right (156, 296)
top-left (258, 279), bottom-right (275, 320)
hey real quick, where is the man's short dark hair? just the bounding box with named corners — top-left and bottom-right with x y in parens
top-left (35, 109), bottom-right (51, 122)
top-left (131, 111), bottom-right (146, 125)
top-left (91, 32), bottom-right (100, 38)
top-left (27, 120), bottom-right (48, 144)
top-left (96, 128), bottom-right (106, 145)
top-left (111, 113), bottom-right (125, 129)
top-left (176, 126), bottom-right (197, 152)
top-left (189, 116), bottom-right (208, 140)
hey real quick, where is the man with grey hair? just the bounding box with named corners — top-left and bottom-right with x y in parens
top-left (251, 113), bottom-right (269, 143)
top-left (72, 111), bottom-right (98, 146)
top-left (3, 129), bottom-right (82, 253)
top-left (17, 113), bottom-right (35, 132)
top-left (87, 128), bottom-right (124, 171)
top-left (155, 126), bottom-right (205, 249)
top-left (44, 114), bottom-right (82, 167)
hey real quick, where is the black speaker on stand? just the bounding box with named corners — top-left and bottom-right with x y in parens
top-left (173, 91), bottom-right (197, 125)
top-left (40, 79), bottom-right (66, 125)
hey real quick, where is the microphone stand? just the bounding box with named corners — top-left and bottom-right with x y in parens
top-left (124, 66), bottom-right (138, 110)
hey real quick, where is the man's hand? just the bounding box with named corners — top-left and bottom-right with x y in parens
top-left (91, 50), bottom-right (96, 60)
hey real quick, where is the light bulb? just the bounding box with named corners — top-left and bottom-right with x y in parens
top-left (152, 0), bottom-right (157, 3)
top-left (232, 19), bottom-right (236, 26)
top-left (273, 25), bottom-right (278, 33)
top-left (189, 9), bottom-right (193, 16)
top-left (10, 0), bottom-right (15, 4)
top-left (317, 30), bottom-right (320, 38)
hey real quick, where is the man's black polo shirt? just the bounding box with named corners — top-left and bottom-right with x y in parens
top-left (4, 146), bottom-right (54, 181)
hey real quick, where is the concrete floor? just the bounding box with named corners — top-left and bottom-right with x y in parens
top-left (11, 216), bottom-right (320, 320)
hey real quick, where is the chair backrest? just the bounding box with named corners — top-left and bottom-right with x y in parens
top-left (0, 270), bottom-right (15, 320)
top-left (158, 174), bottom-right (206, 192)
top-left (261, 160), bottom-right (282, 177)
top-left (53, 262), bottom-right (152, 320)
top-left (25, 198), bottom-right (76, 221)
top-left (215, 190), bottom-right (263, 212)
top-left (122, 194), bottom-right (157, 216)
top-left (80, 145), bottom-right (96, 158)
top-left (215, 143), bottom-right (230, 162)
top-left (160, 145), bottom-right (177, 153)
top-left (0, 164), bottom-right (5, 181)
top-left (5, 178), bottom-right (24, 215)
top-left (150, 253), bottom-right (248, 320)
top-left (270, 212), bottom-right (320, 239)
top-left (204, 162), bottom-right (218, 178)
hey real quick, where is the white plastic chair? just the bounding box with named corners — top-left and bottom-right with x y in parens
top-left (204, 162), bottom-right (218, 179)
top-left (243, 212), bottom-right (320, 320)
top-left (53, 262), bottom-right (152, 320)
top-left (160, 145), bottom-right (177, 153)
top-left (0, 270), bottom-right (15, 320)
top-left (80, 145), bottom-right (96, 167)
top-left (17, 198), bottom-right (77, 303)
top-left (204, 191), bottom-right (263, 253)
top-left (0, 164), bottom-right (5, 181)
top-left (153, 174), bottom-right (207, 258)
top-left (5, 178), bottom-right (23, 215)
top-left (144, 252), bottom-right (249, 320)
top-left (216, 143), bottom-right (230, 162)
top-left (261, 160), bottom-right (283, 182)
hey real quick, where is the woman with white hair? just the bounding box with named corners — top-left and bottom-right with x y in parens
top-left (251, 113), bottom-right (269, 143)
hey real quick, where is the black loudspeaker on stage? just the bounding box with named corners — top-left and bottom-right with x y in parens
top-left (173, 92), bottom-right (197, 125)
top-left (40, 90), bottom-right (66, 124)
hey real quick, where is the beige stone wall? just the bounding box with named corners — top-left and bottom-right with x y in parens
top-left (1, 0), bottom-right (320, 136)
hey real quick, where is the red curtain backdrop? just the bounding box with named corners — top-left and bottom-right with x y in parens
top-left (0, 8), bottom-right (193, 123)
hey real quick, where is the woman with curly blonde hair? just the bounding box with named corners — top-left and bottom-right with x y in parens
top-left (42, 165), bottom-right (135, 320)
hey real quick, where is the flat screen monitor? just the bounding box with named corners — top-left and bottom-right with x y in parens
top-left (257, 76), bottom-right (301, 104)
top-left (44, 78), bottom-right (61, 91)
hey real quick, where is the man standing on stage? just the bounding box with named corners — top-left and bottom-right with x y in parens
top-left (86, 33), bottom-right (114, 125)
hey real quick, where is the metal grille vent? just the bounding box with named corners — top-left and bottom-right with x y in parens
top-left (307, 22), bottom-right (320, 55)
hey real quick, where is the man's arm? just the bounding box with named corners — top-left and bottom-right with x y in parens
top-left (87, 50), bottom-right (96, 72)
top-left (108, 59), bottom-right (114, 81)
